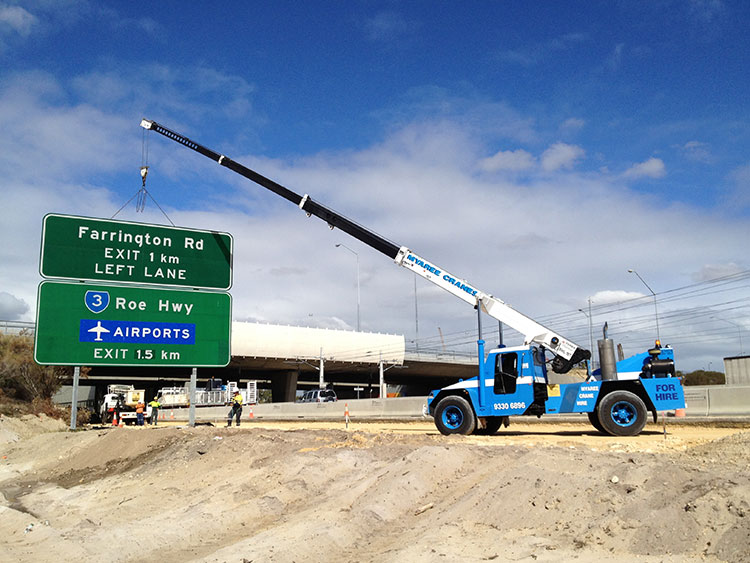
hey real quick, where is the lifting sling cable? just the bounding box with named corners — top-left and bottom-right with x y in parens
top-left (111, 127), bottom-right (175, 226)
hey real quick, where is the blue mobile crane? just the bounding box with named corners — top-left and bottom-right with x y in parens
top-left (140, 119), bottom-right (685, 437)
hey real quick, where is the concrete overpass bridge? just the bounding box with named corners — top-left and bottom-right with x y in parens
top-left (78, 321), bottom-right (480, 402)
top-left (7, 319), bottom-right (582, 405)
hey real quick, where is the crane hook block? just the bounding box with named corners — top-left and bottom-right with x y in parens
top-left (140, 166), bottom-right (149, 187)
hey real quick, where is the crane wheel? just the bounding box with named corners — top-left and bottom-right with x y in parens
top-left (475, 417), bottom-right (505, 435)
top-left (434, 395), bottom-right (476, 435)
top-left (598, 390), bottom-right (647, 436)
top-left (587, 410), bottom-right (606, 434)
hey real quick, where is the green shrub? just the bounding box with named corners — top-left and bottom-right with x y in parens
top-left (0, 332), bottom-right (68, 401)
top-left (678, 370), bottom-right (726, 386)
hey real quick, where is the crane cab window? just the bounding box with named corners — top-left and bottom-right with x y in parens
top-left (494, 353), bottom-right (518, 395)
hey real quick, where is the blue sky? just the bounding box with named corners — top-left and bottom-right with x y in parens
top-left (1, 0), bottom-right (748, 372)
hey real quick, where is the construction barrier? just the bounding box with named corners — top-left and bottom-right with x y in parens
top-left (161, 397), bottom-right (430, 422)
top-left (151, 388), bottom-right (750, 423)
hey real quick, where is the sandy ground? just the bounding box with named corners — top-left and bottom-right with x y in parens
top-left (1, 415), bottom-right (748, 563)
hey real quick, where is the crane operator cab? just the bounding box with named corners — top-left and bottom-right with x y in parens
top-left (429, 344), bottom-right (551, 435)
top-left (490, 345), bottom-right (549, 416)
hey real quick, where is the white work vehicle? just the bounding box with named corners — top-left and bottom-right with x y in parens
top-left (158, 381), bottom-right (258, 407)
top-left (100, 384), bottom-right (151, 425)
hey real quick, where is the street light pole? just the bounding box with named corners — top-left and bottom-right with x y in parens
top-left (713, 317), bottom-right (744, 356)
top-left (336, 243), bottom-right (360, 332)
top-left (628, 269), bottom-right (661, 342)
top-left (578, 297), bottom-right (595, 369)
top-left (414, 274), bottom-right (419, 353)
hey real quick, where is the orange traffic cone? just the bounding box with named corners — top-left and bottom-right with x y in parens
top-left (170, 410), bottom-right (175, 420)
top-left (675, 407), bottom-right (686, 417)
top-left (248, 407), bottom-right (254, 419)
top-left (344, 403), bottom-right (350, 429)
top-left (112, 413), bottom-right (118, 427)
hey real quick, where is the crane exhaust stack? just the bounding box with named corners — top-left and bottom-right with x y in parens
top-left (598, 322), bottom-right (618, 381)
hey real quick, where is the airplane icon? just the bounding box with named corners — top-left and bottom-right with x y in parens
top-left (87, 321), bottom-right (111, 342)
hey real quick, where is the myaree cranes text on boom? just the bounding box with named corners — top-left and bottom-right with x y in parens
top-left (140, 119), bottom-right (685, 437)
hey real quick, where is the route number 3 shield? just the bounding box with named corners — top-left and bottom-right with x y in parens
top-left (85, 290), bottom-right (110, 314)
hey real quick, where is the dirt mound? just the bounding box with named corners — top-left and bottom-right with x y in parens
top-left (683, 430), bottom-right (750, 467)
top-left (0, 414), bottom-right (66, 445)
top-left (1, 420), bottom-right (748, 562)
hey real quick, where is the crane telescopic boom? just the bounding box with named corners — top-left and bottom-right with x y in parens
top-left (140, 119), bottom-right (590, 373)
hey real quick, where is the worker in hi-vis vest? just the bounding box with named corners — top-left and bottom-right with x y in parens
top-left (148, 397), bottom-right (161, 425)
top-left (227, 390), bottom-right (243, 427)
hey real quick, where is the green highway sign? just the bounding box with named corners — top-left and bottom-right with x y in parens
top-left (35, 281), bottom-right (231, 367)
top-left (40, 214), bottom-right (233, 290)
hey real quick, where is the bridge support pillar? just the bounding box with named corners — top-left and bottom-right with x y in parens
top-left (272, 370), bottom-right (298, 403)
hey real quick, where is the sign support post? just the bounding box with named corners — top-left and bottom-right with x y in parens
top-left (69, 366), bottom-right (80, 430)
top-left (189, 367), bottom-right (197, 427)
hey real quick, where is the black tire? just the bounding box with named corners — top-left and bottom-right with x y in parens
top-left (598, 390), bottom-right (647, 436)
top-left (475, 417), bottom-right (504, 435)
top-left (434, 395), bottom-right (476, 436)
top-left (587, 410), bottom-right (606, 434)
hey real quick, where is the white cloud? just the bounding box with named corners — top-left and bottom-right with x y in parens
top-left (560, 118), bottom-right (585, 133)
top-left (0, 71), bottom-right (134, 183)
top-left (607, 43), bottom-right (625, 71)
top-left (114, 15), bottom-right (160, 35)
top-left (688, 0), bottom-right (726, 23)
top-left (622, 157), bottom-right (666, 179)
top-left (692, 263), bottom-right (744, 283)
top-left (479, 149), bottom-right (534, 172)
top-left (71, 64), bottom-right (256, 121)
top-left (680, 140), bottom-right (712, 163)
top-left (727, 163), bottom-right (750, 208)
top-left (0, 5), bottom-right (37, 36)
top-left (0, 291), bottom-right (28, 320)
top-left (590, 290), bottom-right (646, 305)
top-left (387, 88), bottom-right (539, 145)
top-left (540, 142), bottom-right (585, 171)
top-left (364, 11), bottom-right (414, 42)
top-left (497, 33), bottom-right (588, 66)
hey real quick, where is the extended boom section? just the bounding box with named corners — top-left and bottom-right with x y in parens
top-left (140, 118), bottom-right (590, 373)
top-left (140, 120), bottom-right (400, 258)
top-left (395, 248), bottom-right (589, 372)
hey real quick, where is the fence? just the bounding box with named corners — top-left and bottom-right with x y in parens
top-left (0, 320), bottom-right (35, 335)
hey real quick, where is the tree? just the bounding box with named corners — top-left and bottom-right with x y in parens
top-left (257, 388), bottom-right (273, 404)
top-left (677, 369), bottom-right (725, 386)
top-left (0, 332), bottom-right (68, 401)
